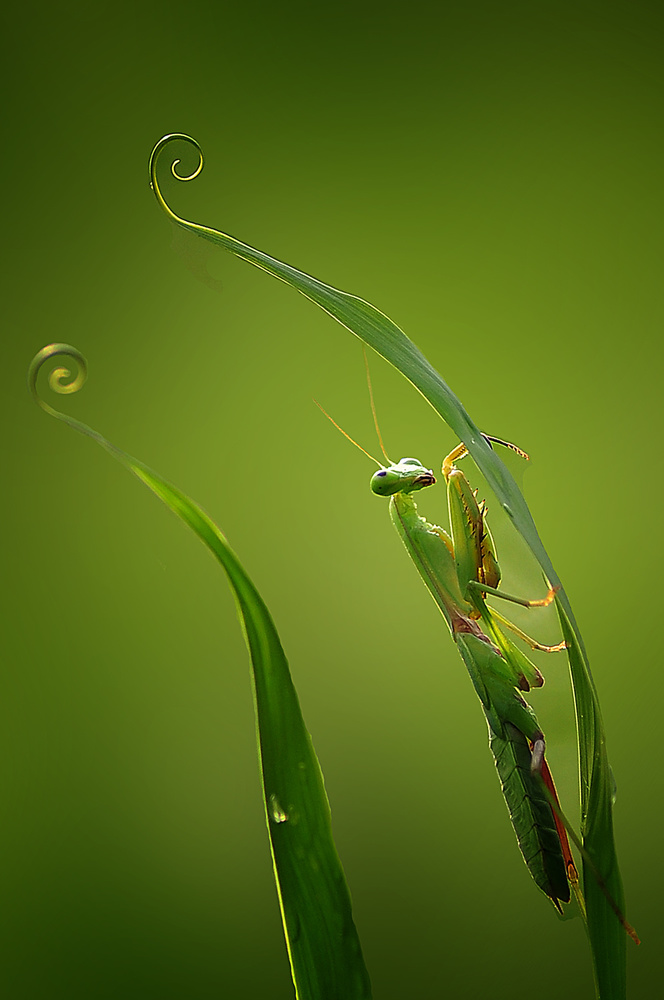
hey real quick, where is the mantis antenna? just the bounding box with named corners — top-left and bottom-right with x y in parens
top-left (314, 346), bottom-right (397, 467)
top-left (362, 346), bottom-right (391, 463)
top-left (313, 399), bottom-right (383, 467)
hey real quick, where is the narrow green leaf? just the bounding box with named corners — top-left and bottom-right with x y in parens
top-left (149, 134), bottom-right (635, 996)
top-left (28, 345), bottom-right (372, 1000)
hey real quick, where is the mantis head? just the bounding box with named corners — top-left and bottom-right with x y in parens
top-left (370, 458), bottom-right (436, 497)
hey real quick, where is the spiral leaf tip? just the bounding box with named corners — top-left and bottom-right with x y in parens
top-left (28, 343), bottom-right (87, 419)
top-left (149, 134), bottom-right (204, 225)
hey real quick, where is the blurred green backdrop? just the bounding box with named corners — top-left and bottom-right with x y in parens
top-left (2, 2), bottom-right (661, 997)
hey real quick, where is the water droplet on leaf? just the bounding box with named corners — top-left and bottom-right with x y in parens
top-left (269, 793), bottom-right (289, 823)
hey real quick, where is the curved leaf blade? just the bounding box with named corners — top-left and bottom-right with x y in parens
top-left (28, 345), bottom-right (372, 1000)
top-left (150, 134), bottom-right (633, 997)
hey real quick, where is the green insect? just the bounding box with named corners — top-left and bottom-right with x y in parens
top-left (317, 390), bottom-right (579, 913)
top-left (369, 439), bottom-right (579, 912)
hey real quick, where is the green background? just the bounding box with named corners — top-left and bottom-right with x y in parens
top-left (2, 2), bottom-right (660, 996)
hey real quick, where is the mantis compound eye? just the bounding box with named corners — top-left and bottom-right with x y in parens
top-left (370, 468), bottom-right (402, 496)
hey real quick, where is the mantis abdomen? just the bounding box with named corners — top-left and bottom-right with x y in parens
top-left (490, 721), bottom-right (570, 911)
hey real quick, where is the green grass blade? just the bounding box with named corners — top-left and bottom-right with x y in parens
top-left (558, 607), bottom-right (631, 997)
top-left (28, 345), bottom-right (372, 1000)
top-left (150, 134), bottom-right (634, 996)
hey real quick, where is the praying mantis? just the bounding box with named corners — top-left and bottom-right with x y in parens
top-left (318, 385), bottom-right (581, 914)
top-left (369, 440), bottom-right (579, 912)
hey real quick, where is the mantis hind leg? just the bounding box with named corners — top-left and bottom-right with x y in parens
top-left (467, 579), bottom-right (559, 609)
top-left (489, 606), bottom-right (567, 653)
